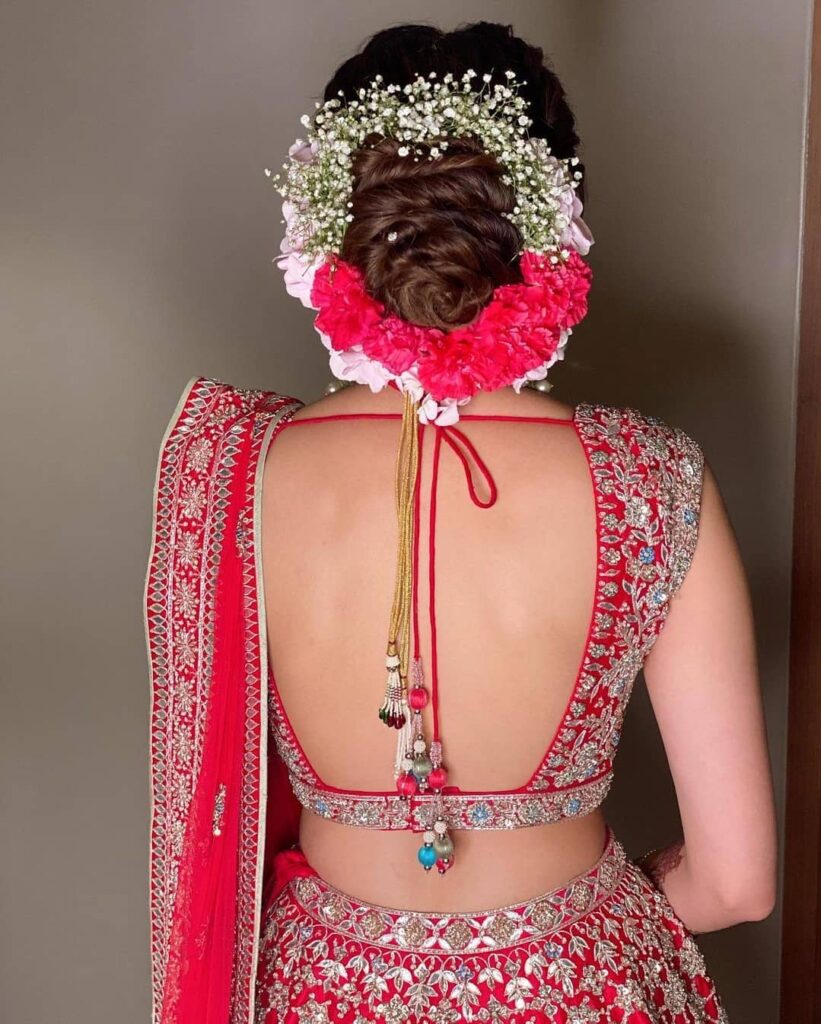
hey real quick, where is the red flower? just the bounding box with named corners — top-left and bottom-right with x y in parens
top-left (552, 252), bottom-right (592, 327)
top-left (361, 316), bottom-right (429, 374)
top-left (415, 329), bottom-right (480, 401)
top-left (521, 250), bottom-right (592, 329)
top-left (309, 252), bottom-right (591, 397)
top-left (311, 260), bottom-right (383, 351)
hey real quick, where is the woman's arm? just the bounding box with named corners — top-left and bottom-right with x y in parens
top-left (640, 460), bottom-right (778, 934)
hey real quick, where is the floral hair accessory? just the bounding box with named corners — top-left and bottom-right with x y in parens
top-left (269, 70), bottom-right (587, 262)
top-left (309, 250), bottom-right (590, 423)
top-left (265, 69), bottom-right (593, 424)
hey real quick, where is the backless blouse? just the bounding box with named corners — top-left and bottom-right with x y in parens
top-left (266, 397), bottom-right (704, 834)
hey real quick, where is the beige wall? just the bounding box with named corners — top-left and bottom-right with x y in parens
top-left (0, 2), bottom-right (811, 1021)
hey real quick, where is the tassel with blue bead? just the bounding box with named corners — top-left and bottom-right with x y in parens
top-left (418, 815), bottom-right (454, 874)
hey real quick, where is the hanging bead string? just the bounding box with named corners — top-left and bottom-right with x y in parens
top-left (416, 427), bottom-right (453, 873)
top-left (385, 412), bottom-right (500, 876)
top-left (395, 416), bottom-right (425, 787)
top-left (427, 428), bottom-right (443, 744)
top-left (411, 424), bottom-right (424, 658)
top-left (379, 391), bottom-right (421, 768)
top-left (394, 420), bottom-right (424, 775)
top-left (399, 422), bottom-right (425, 774)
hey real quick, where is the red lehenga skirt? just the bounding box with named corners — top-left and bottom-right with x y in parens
top-left (254, 826), bottom-right (729, 1024)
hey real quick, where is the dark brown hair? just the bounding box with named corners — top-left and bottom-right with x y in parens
top-left (324, 22), bottom-right (583, 330)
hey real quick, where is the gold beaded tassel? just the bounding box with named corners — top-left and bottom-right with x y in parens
top-left (378, 390), bottom-right (421, 781)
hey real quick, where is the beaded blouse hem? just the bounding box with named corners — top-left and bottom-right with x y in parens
top-left (291, 773), bottom-right (613, 832)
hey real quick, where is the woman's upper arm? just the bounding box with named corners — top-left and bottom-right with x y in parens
top-left (642, 457), bottom-right (778, 912)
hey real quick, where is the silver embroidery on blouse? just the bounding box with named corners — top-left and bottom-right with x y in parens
top-left (266, 403), bottom-right (705, 833)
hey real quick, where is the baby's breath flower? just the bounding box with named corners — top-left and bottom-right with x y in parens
top-left (271, 71), bottom-right (581, 259)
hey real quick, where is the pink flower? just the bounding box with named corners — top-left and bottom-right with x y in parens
top-left (361, 316), bottom-right (428, 374)
top-left (326, 342), bottom-right (395, 392)
top-left (311, 260), bottom-right (384, 351)
top-left (305, 252), bottom-right (591, 414)
top-left (554, 188), bottom-right (594, 256)
top-left (415, 329), bottom-right (481, 401)
top-left (554, 251), bottom-right (593, 327)
top-left (472, 337), bottom-right (526, 390)
top-left (525, 326), bottom-right (563, 361)
top-left (519, 250), bottom-right (553, 286)
top-left (524, 142), bottom-right (594, 256)
top-left (520, 251), bottom-right (592, 329)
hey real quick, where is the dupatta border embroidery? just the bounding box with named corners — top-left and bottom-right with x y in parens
top-left (145, 376), bottom-right (300, 1024)
top-left (146, 375), bottom-right (225, 1018)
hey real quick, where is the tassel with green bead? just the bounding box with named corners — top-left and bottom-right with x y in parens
top-left (418, 815), bottom-right (454, 874)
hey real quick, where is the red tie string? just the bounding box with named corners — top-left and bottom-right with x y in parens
top-left (410, 423), bottom-right (499, 742)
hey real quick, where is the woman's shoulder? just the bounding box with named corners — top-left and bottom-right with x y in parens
top-left (574, 400), bottom-right (706, 525)
top-left (574, 399), bottom-right (704, 458)
top-left (181, 374), bottom-right (303, 409)
top-left (151, 377), bottom-right (304, 474)
top-left (163, 375), bottom-right (304, 430)
top-left (574, 401), bottom-right (707, 604)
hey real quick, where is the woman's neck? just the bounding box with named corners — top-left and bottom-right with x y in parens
top-left (294, 382), bottom-right (575, 422)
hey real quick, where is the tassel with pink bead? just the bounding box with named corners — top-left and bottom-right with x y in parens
top-left (427, 743), bottom-right (454, 874)
top-left (397, 657), bottom-right (454, 874)
top-left (381, 398), bottom-right (455, 874)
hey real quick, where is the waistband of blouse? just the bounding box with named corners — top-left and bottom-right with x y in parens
top-left (290, 773), bottom-right (614, 832)
top-left (284, 825), bottom-right (628, 951)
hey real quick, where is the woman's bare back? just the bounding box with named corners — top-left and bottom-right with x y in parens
top-left (261, 383), bottom-right (608, 911)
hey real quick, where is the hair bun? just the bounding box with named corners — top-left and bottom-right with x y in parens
top-left (341, 137), bottom-right (523, 330)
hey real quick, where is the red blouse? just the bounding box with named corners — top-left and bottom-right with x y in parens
top-left (265, 403), bottom-right (704, 834)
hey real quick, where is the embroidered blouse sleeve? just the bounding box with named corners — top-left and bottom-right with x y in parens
top-left (664, 427), bottom-right (705, 601)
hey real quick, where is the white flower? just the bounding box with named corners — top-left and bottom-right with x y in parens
top-left (275, 247), bottom-right (321, 309)
top-left (391, 370), bottom-right (468, 424)
top-left (562, 193), bottom-right (595, 255)
top-left (419, 397), bottom-right (462, 426)
top-left (272, 71), bottom-right (590, 280)
top-left (510, 331), bottom-right (570, 392)
top-left (394, 369), bottom-right (423, 403)
top-left (287, 139), bottom-right (318, 163)
top-left (323, 341), bottom-right (395, 392)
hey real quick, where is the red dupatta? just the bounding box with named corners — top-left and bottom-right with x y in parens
top-left (144, 377), bottom-right (303, 1024)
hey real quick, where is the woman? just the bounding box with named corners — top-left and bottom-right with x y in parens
top-left (144, 22), bottom-right (777, 1024)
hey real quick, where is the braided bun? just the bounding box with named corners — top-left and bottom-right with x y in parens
top-left (341, 137), bottom-right (523, 330)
